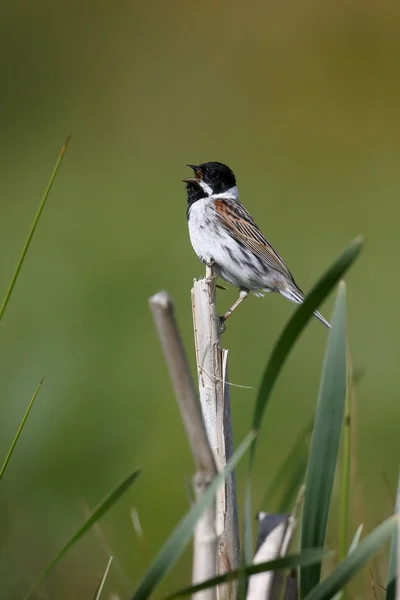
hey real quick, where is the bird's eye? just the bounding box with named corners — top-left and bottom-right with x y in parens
top-left (209, 170), bottom-right (217, 178)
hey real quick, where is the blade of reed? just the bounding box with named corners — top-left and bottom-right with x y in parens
top-left (0, 379), bottom-right (43, 481)
top-left (303, 517), bottom-right (397, 600)
top-left (167, 548), bottom-right (330, 599)
top-left (333, 525), bottom-right (363, 600)
top-left (130, 431), bottom-right (256, 600)
top-left (301, 282), bottom-right (347, 597)
top-left (24, 468), bottom-right (141, 599)
top-left (339, 352), bottom-right (354, 562)
top-left (93, 557), bottom-right (114, 600)
top-left (0, 136), bottom-right (70, 325)
top-left (386, 475), bottom-right (400, 600)
top-left (244, 238), bottom-right (362, 563)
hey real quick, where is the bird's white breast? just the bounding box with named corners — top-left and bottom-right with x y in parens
top-left (188, 198), bottom-right (222, 265)
top-left (188, 196), bottom-right (252, 289)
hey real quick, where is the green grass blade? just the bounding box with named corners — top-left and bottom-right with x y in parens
top-left (244, 238), bottom-right (362, 566)
top-left (93, 556), bottom-right (113, 600)
top-left (167, 548), bottom-right (330, 599)
top-left (130, 431), bottom-right (256, 600)
top-left (259, 420), bottom-right (312, 511)
top-left (0, 136), bottom-right (70, 326)
top-left (386, 475), bottom-right (400, 600)
top-left (333, 525), bottom-right (363, 600)
top-left (278, 452), bottom-right (309, 514)
top-left (243, 484), bottom-right (254, 563)
top-left (303, 517), bottom-right (397, 600)
top-left (0, 379), bottom-right (43, 481)
top-left (24, 468), bottom-right (141, 599)
top-left (339, 359), bottom-right (352, 562)
top-left (301, 282), bottom-right (347, 596)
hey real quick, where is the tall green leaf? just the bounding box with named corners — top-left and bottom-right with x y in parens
top-left (130, 431), bottom-right (256, 600)
top-left (386, 475), bottom-right (400, 600)
top-left (24, 468), bottom-right (141, 599)
top-left (300, 282), bottom-right (347, 597)
top-left (0, 379), bottom-right (43, 481)
top-left (0, 136), bottom-right (70, 326)
top-left (244, 238), bottom-right (362, 562)
top-left (304, 517), bottom-right (397, 600)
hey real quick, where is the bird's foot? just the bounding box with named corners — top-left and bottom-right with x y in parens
top-left (199, 255), bottom-right (215, 268)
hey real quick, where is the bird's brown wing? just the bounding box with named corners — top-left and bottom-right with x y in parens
top-left (213, 198), bottom-right (295, 281)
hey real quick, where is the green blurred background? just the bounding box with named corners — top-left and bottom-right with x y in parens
top-left (0, 1), bottom-right (399, 598)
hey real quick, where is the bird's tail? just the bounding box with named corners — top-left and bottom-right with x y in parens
top-left (279, 287), bottom-right (331, 329)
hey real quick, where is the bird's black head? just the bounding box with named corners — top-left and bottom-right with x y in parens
top-left (195, 162), bottom-right (236, 194)
top-left (183, 162), bottom-right (236, 206)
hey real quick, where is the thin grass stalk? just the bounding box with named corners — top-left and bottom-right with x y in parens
top-left (0, 379), bottom-right (43, 480)
top-left (192, 266), bottom-right (240, 600)
top-left (0, 136), bottom-right (70, 325)
top-left (93, 556), bottom-right (113, 600)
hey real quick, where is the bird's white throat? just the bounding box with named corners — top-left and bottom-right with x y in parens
top-left (198, 180), bottom-right (239, 200)
top-left (198, 180), bottom-right (213, 196)
top-left (213, 185), bottom-right (239, 200)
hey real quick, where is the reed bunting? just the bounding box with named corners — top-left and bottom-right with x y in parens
top-left (183, 161), bottom-right (330, 329)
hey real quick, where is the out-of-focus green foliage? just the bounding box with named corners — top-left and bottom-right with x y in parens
top-left (24, 469), bottom-right (141, 599)
top-left (1, 1), bottom-right (399, 598)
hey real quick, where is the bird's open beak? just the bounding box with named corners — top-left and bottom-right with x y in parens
top-left (182, 164), bottom-right (202, 183)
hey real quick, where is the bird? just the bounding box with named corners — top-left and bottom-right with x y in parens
top-left (183, 161), bottom-right (330, 330)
